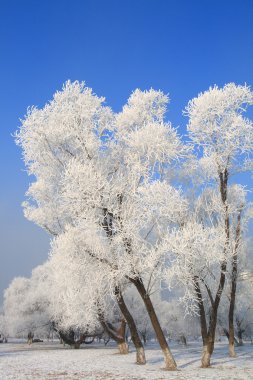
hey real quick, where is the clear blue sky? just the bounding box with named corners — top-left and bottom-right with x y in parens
top-left (1, 0), bottom-right (253, 303)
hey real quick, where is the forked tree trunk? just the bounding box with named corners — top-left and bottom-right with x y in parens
top-left (193, 276), bottom-right (213, 367)
top-left (55, 329), bottom-right (97, 349)
top-left (200, 279), bottom-right (226, 368)
top-left (114, 286), bottom-right (146, 364)
top-left (199, 169), bottom-right (229, 368)
top-left (131, 277), bottom-right (177, 370)
top-left (102, 206), bottom-right (176, 369)
top-left (194, 274), bottom-right (225, 368)
top-left (99, 317), bottom-right (129, 354)
top-left (188, 170), bottom-right (230, 368)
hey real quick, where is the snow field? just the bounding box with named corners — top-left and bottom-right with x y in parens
top-left (0, 341), bottom-right (253, 380)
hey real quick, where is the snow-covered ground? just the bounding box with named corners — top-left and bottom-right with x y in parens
top-left (0, 340), bottom-right (253, 380)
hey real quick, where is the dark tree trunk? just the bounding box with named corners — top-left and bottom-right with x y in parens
top-left (102, 204), bottom-right (176, 369)
top-left (194, 277), bottom-right (215, 368)
top-left (114, 286), bottom-right (146, 364)
top-left (141, 333), bottom-right (147, 345)
top-left (194, 277), bottom-right (208, 346)
top-left (52, 324), bottom-right (100, 349)
top-left (237, 328), bottom-right (244, 346)
top-left (131, 277), bottom-right (177, 370)
top-left (194, 260), bottom-right (227, 367)
top-left (236, 319), bottom-right (244, 346)
top-left (201, 312), bottom-right (217, 368)
top-left (223, 327), bottom-right (229, 340)
top-left (200, 263), bottom-right (227, 368)
top-left (57, 330), bottom-right (81, 348)
top-left (199, 169), bottom-right (230, 368)
top-left (228, 209), bottom-right (242, 357)
top-left (180, 335), bottom-right (187, 346)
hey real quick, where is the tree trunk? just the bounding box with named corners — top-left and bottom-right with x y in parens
top-left (99, 317), bottom-right (129, 354)
top-left (114, 286), bottom-right (146, 364)
top-left (131, 277), bottom-right (177, 370)
top-left (237, 327), bottom-right (244, 346)
top-left (193, 277), bottom-right (208, 346)
top-left (201, 342), bottom-right (212, 368)
top-left (229, 290), bottom-right (236, 357)
top-left (200, 169), bottom-right (229, 367)
top-left (201, 313), bottom-right (216, 367)
top-left (228, 208), bottom-right (242, 357)
top-left (201, 317), bottom-right (215, 368)
top-left (102, 205), bottom-right (175, 368)
top-left (57, 329), bottom-right (79, 348)
top-left (193, 275), bottom-right (217, 368)
top-left (141, 333), bottom-right (147, 345)
top-left (180, 335), bottom-right (187, 346)
top-left (223, 327), bottom-right (229, 340)
top-left (228, 339), bottom-right (236, 357)
top-left (118, 341), bottom-right (129, 354)
top-left (117, 319), bottom-right (129, 354)
top-left (223, 327), bottom-right (239, 348)
top-left (195, 266), bottom-right (226, 368)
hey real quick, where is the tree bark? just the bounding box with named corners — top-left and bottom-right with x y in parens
top-left (238, 331), bottom-right (244, 346)
top-left (193, 277), bottom-right (215, 368)
top-left (131, 277), bottom-right (177, 370)
top-left (237, 321), bottom-right (244, 346)
top-left (228, 208), bottom-right (242, 357)
top-left (194, 261), bottom-right (226, 367)
top-left (114, 286), bottom-right (146, 364)
top-left (228, 272), bottom-right (237, 357)
top-left (200, 277), bottom-right (225, 368)
top-left (201, 319), bottom-right (215, 367)
top-left (199, 169), bottom-right (229, 367)
top-left (194, 277), bottom-right (208, 346)
top-left (201, 344), bottom-right (211, 368)
top-left (223, 327), bottom-right (239, 346)
top-left (99, 317), bottom-right (129, 354)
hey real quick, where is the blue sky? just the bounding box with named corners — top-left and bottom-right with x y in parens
top-left (1, 0), bottom-right (253, 303)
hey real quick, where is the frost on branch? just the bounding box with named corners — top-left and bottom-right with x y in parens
top-left (185, 83), bottom-right (253, 175)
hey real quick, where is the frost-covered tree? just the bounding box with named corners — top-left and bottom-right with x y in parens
top-left (3, 276), bottom-right (35, 337)
top-left (233, 278), bottom-right (253, 343)
top-left (16, 81), bottom-right (112, 236)
top-left (16, 82), bottom-right (187, 370)
top-left (48, 230), bottom-right (131, 353)
top-left (3, 263), bottom-right (52, 339)
top-left (219, 236), bottom-right (253, 346)
top-left (165, 189), bottom-right (226, 334)
top-left (183, 83), bottom-right (253, 366)
top-left (0, 313), bottom-right (7, 341)
top-left (16, 82), bottom-right (146, 362)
